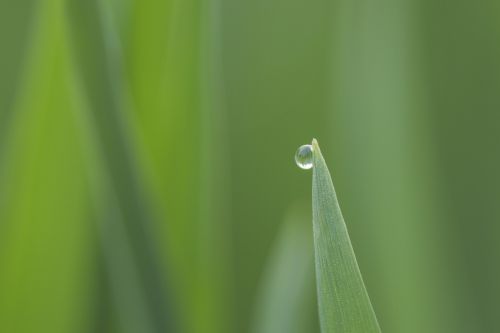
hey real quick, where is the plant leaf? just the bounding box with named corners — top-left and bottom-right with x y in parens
top-left (311, 139), bottom-right (381, 333)
top-left (65, 1), bottom-right (175, 332)
top-left (252, 205), bottom-right (318, 333)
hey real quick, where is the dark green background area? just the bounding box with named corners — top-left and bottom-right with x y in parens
top-left (1, 0), bottom-right (499, 332)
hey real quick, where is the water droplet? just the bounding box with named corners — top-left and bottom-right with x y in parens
top-left (295, 144), bottom-right (314, 170)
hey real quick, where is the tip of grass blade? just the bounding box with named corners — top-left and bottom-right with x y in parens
top-left (310, 140), bottom-right (381, 333)
top-left (311, 139), bottom-right (320, 166)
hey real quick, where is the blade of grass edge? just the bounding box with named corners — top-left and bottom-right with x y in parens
top-left (311, 139), bottom-right (380, 333)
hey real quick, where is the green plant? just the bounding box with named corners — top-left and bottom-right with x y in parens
top-left (309, 139), bottom-right (381, 333)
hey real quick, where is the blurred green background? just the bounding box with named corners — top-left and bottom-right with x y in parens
top-left (1, 0), bottom-right (500, 332)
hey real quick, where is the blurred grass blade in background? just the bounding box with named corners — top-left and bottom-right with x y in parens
top-left (125, 0), bottom-right (233, 331)
top-left (310, 139), bottom-right (380, 333)
top-left (0, 1), bottom-right (93, 332)
top-left (251, 205), bottom-right (317, 333)
top-left (0, 0), bottom-right (35, 156)
top-left (65, 0), bottom-right (174, 332)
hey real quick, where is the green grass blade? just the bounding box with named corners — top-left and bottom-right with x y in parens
top-left (252, 205), bottom-right (317, 333)
top-left (311, 139), bottom-right (381, 333)
top-left (65, 1), bottom-right (174, 331)
top-left (0, 0), bottom-right (35, 144)
top-left (0, 2), bottom-right (93, 332)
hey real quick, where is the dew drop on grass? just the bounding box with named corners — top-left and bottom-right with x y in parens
top-left (295, 144), bottom-right (314, 170)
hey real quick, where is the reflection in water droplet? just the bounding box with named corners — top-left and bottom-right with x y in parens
top-left (295, 144), bottom-right (314, 170)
